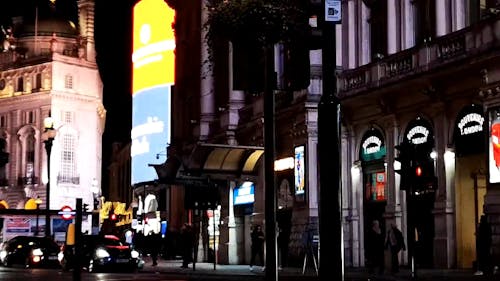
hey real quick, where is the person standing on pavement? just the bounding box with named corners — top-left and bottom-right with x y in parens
top-left (385, 223), bottom-right (405, 274)
top-left (366, 220), bottom-right (385, 274)
top-left (250, 224), bottom-right (265, 271)
top-left (180, 223), bottom-right (194, 268)
top-left (475, 214), bottom-right (492, 275)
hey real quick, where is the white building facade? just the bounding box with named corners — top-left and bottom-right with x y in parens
top-left (0, 0), bottom-right (104, 239)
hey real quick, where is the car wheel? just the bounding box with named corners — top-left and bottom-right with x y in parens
top-left (24, 257), bottom-right (30, 268)
top-left (3, 256), bottom-right (11, 267)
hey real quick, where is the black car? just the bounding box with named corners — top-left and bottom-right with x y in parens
top-left (60, 234), bottom-right (142, 273)
top-left (0, 236), bottom-right (61, 268)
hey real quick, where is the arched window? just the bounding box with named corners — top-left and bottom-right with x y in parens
top-left (25, 128), bottom-right (35, 184)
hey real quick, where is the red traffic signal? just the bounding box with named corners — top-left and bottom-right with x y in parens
top-left (110, 213), bottom-right (117, 221)
top-left (415, 166), bottom-right (422, 177)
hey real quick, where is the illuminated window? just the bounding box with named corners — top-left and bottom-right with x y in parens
top-left (59, 133), bottom-right (78, 184)
top-left (65, 74), bottom-right (73, 89)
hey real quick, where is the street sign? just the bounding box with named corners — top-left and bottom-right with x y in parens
top-left (325, 0), bottom-right (341, 22)
top-left (58, 205), bottom-right (76, 220)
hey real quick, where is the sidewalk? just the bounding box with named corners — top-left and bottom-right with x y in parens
top-left (138, 258), bottom-right (498, 280)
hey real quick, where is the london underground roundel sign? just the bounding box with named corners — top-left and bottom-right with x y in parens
top-left (59, 205), bottom-right (75, 220)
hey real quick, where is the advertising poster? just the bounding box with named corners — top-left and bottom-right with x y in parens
top-left (489, 109), bottom-right (500, 183)
top-left (294, 145), bottom-right (305, 195)
top-left (131, 0), bottom-right (175, 185)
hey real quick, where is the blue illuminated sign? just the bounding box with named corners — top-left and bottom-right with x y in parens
top-left (233, 181), bottom-right (255, 205)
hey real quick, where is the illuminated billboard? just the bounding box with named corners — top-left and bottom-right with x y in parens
top-left (131, 0), bottom-right (175, 185)
top-left (489, 108), bottom-right (500, 183)
top-left (294, 145), bottom-right (305, 195)
top-left (233, 181), bottom-right (255, 205)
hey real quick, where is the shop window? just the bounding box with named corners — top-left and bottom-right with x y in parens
top-left (365, 171), bottom-right (386, 201)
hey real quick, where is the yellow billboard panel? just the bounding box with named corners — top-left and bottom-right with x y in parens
top-left (132, 0), bottom-right (175, 93)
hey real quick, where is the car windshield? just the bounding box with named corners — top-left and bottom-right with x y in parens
top-left (13, 237), bottom-right (59, 251)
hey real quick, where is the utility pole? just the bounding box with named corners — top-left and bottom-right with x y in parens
top-left (73, 198), bottom-right (82, 281)
top-left (318, 1), bottom-right (342, 281)
top-left (264, 43), bottom-right (278, 281)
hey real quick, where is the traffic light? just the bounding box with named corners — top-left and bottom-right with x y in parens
top-left (394, 142), bottom-right (413, 190)
top-left (412, 161), bottom-right (437, 194)
top-left (110, 213), bottom-right (117, 221)
top-left (83, 203), bottom-right (90, 213)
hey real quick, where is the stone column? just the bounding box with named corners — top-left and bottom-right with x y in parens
top-left (382, 116), bottom-right (406, 264)
top-left (200, 0), bottom-right (215, 141)
top-left (402, 0), bottom-right (415, 49)
top-left (432, 108), bottom-right (456, 268)
top-left (360, 3), bottom-right (370, 65)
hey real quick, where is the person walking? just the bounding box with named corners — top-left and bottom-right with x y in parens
top-left (366, 220), bottom-right (385, 275)
top-left (250, 224), bottom-right (265, 271)
top-left (475, 214), bottom-right (492, 275)
top-left (386, 223), bottom-right (405, 274)
top-left (180, 223), bottom-right (194, 268)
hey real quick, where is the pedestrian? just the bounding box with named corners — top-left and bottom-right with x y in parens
top-left (250, 224), bottom-right (265, 271)
top-left (386, 223), bottom-right (405, 274)
top-left (475, 214), bottom-right (492, 275)
top-left (366, 220), bottom-right (385, 275)
top-left (149, 232), bottom-right (161, 266)
top-left (180, 223), bottom-right (194, 268)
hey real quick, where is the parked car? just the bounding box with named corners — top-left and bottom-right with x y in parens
top-left (0, 236), bottom-right (61, 268)
top-left (59, 234), bottom-right (142, 272)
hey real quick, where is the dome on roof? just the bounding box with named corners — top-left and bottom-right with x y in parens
top-left (17, 18), bottom-right (78, 38)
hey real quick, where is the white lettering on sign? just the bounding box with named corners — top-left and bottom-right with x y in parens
top-left (458, 113), bottom-right (484, 136)
top-left (407, 126), bottom-right (429, 145)
top-left (131, 116), bottom-right (164, 157)
top-left (362, 136), bottom-right (382, 154)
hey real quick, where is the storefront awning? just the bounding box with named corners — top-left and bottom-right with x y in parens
top-left (183, 142), bottom-right (264, 178)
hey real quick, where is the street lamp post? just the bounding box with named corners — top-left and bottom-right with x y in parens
top-left (43, 115), bottom-right (57, 238)
top-left (34, 197), bottom-right (42, 236)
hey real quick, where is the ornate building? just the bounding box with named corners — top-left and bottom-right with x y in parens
top-left (338, 0), bottom-right (500, 270)
top-left (0, 0), bottom-right (104, 239)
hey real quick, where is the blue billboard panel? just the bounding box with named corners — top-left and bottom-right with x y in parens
top-left (131, 86), bottom-right (171, 185)
top-left (233, 181), bottom-right (255, 205)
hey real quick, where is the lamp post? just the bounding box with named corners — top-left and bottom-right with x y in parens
top-left (42, 115), bottom-right (56, 238)
top-left (34, 197), bottom-right (42, 236)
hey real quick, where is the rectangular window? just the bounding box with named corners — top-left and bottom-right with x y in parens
top-left (17, 77), bottom-right (24, 92)
top-left (61, 111), bottom-right (73, 124)
top-left (35, 73), bottom-right (42, 90)
top-left (0, 116), bottom-right (6, 127)
top-left (59, 133), bottom-right (78, 184)
top-left (65, 74), bottom-right (73, 89)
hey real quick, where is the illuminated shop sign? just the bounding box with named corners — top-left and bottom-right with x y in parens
top-left (294, 145), bottom-right (305, 195)
top-left (457, 113), bottom-right (484, 136)
top-left (360, 129), bottom-right (386, 161)
top-left (131, 0), bottom-right (175, 185)
top-left (406, 125), bottom-right (430, 145)
top-left (233, 181), bottom-right (255, 205)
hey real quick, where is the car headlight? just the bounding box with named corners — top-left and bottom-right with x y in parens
top-left (58, 251), bottom-right (64, 262)
top-left (0, 250), bottom-right (7, 261)
top-left (131, 250), bottom-right (139, 259)
top-left (32, 248), bottom-right (43, 256)
top-left (95, 248), bottom-right (110, 259)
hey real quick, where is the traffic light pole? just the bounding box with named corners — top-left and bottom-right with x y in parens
top-left (73, 198), bottom-right (82, 281)
top-left (318, 1), bottom-right (343, 280)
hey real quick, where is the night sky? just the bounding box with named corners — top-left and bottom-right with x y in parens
top-left (1, 0), bottom-right (137, 192)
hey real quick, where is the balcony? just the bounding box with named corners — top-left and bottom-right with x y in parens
top-left (338, 15), bottom-right (500, 97)
top-left (57, 175), bottom-right (80, 185)
top-left (18, 176), bottom-right (39, 186)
